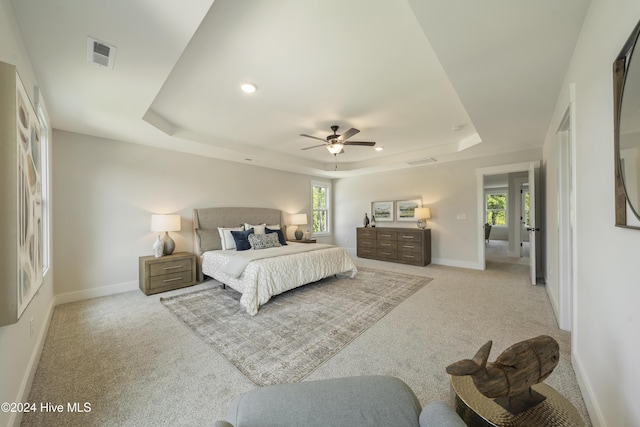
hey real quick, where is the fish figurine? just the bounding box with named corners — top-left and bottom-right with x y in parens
top-left (446, 335), bottom-right (560, 399)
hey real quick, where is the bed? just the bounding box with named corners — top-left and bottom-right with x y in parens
top-left (193, 207), bottom-right (357, 315)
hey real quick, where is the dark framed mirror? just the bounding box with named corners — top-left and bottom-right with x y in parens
top-left (614, 19), bottom-right (640, 229)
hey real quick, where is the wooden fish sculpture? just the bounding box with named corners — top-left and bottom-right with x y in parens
top-left (446, 335), bottom-right (559, 399)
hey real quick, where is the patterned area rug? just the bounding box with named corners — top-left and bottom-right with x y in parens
top-left (160, 267), bottom-right (431, 386)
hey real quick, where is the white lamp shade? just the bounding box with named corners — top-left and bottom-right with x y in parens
top-left (151, 214), bottom-right (181, 232)
top-left (290, 213), bottom-right (308, 226)
top-left (414, 207), bottom-right (431, 219)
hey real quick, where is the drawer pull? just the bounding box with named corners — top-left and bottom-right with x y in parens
top-left (163, 265), bottom-right (182, 270)
top-left (402, 245), bottom-right (415, 249)
top-left (402, 255), bottom-right (415, 259)
top-left (362, 241), bottom-right (372, 245)
top-left (380, 243), bottom-right (391, 246)
top-left (380, 252), bottom-right (391, 256)
top-left (402, 235), bottom-right (415, 239)
top-left (163, 277), bottom-right (184, 283)
top-left (380, 234), bottom-right (391, 238)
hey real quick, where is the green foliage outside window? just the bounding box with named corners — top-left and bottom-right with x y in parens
top-left (312, 185), bottom-right (328, 233)
top-left (486, 193), bottom-right (507, 225)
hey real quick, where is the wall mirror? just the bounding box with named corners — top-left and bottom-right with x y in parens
top-left (614, 19), bottom-right (640, 229)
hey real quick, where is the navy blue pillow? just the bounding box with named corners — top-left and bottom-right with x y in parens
top-left (266, 227), bottom-right (287, 246)
top-left (231, 228), bottom-right (254, 251)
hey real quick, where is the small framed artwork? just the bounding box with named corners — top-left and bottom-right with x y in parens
top-left (371, 201), bottom-right (394, 222)
top-left (396, 199), bottom-right (422, 221)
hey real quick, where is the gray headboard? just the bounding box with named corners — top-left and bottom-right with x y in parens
top-left (193, 207), bottom-right (284, 255)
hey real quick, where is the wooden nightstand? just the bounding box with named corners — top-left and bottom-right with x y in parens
top-left (288, 239), bottom-right (317, 243)
top-left (139, 252), bottom-right (196, 295)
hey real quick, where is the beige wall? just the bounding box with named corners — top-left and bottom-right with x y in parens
top-left (52, 130), bottom-right (331, 297)
top-left (333, 149), bottom-right (541, 269)
top-left (0, 1), bottom-right (55, 426)
top-left (542, 0), bottom-right (640, 425)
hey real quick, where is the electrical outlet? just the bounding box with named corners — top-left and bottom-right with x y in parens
top-left (30, 318), bottom-right (34, 337)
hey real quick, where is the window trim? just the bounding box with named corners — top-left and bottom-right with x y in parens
top-left (311, 180), bottom-right (331, 237)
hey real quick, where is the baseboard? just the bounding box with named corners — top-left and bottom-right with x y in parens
top-left (54, 280), bottom-right (139, 306)
top-left (572, 351), bottom-right (605, 427)
top-left (8, 297), bottom-right (56, 427)
top-left (431, 257), bottom-right (483, 270)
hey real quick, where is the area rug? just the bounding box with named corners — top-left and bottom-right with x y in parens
top-left (160, 267), bottom-right (431, 386)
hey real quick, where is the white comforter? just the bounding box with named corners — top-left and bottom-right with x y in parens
top-left (201, 243), bottom-right (357, 315)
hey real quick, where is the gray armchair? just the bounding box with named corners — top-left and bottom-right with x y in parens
top-left (213, 375), bottom-right (465, 427)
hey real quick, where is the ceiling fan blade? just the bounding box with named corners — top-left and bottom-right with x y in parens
top-left (344, 141), bottom-right (376, 147)
top-left (300, 133), bottom-right (328, 143)
top-left (340, 128), bottom-right (360, 141)
top-left (301, 144), bottom-right (327, 150)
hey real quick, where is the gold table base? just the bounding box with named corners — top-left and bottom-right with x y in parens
top-left (450, 376), bottom-right (586, 427)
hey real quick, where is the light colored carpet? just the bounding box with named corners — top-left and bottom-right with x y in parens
top-left (21, 258), bottom-right (592, 427)
top-left (160, 267), bottom-right (430, 386)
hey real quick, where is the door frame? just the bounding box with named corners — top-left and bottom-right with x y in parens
top-left (476, 161), bottom-right (540, 270)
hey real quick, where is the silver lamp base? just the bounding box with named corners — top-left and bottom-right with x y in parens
top-left (417, 219), bottom-right (427, 229)
top-left (161, 232), bottom-right (176, 255)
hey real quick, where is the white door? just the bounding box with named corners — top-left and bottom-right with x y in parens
top-left (528, 164), bottom-right (537, 285)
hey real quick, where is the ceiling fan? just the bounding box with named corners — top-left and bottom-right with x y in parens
top-left (300, 125), bottom-right (376, 155)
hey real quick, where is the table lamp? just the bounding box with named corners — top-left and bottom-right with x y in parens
top-left (151, 214), bottom-right (181, 255)
top-left (290, 214), bottom-right (308, 240)
top-left (414, 207), bottom-right (431, 229)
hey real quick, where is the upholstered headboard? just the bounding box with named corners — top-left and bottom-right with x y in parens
top-left (192, 207), bottom-right (284, 255)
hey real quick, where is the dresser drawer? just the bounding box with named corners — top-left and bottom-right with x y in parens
top-left (376, 240), bottom-right (397, 250)
top-left (357, 239), bottom-right (375, 248)
top-left (397, 231), bottom-right (423, 243)
top-left (357, 246), bottom-right (376, 258)
top-left (149, 270), bottom-right (194, 291)
top-left (376, 230), bottom-right (397, 241)
top-left (376, 248), bottom-right (398, 259)
top-left (149, 258), bottom-right (192, 276)
top-left (397, 252), bottom-right (423, 265)
top-left (398, 241), bottom-right (421, 253)
top-left (357, 228), bottom-right (377, 239)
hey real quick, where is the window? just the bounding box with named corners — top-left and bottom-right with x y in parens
top-left (311, 181), bottom-right (331, 235)
top-left (486, 192), bottom-right (507, 226)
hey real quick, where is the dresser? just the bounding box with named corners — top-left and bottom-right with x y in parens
top-left (357, 227), bottom-right (431, 266)
top-left (139, 252), bottom-right (197, 295)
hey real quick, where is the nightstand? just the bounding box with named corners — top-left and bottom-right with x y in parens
top-left (139, 252), bottom-right (196, 295)
top-left (288, 239), bottom-right (317, 243)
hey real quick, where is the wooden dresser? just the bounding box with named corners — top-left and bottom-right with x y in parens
top-left (357, 227), bottom-right (431, 266)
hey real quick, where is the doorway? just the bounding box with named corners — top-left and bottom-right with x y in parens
top-left (476, 161), bottom-right (540, 284)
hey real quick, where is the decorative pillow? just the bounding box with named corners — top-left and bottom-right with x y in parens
top-left (266, 227), bottom-right (287, 246)
top-left (244, 223), bottom-right (266, 234)
top-left (218, 226), bottom-right (244, 250)
top-left (231, 228), bottom-right (255, 251)
top-left (248, 232), bottom-right (281, 250)
top-left (196, 229), bottom-right (220, 252)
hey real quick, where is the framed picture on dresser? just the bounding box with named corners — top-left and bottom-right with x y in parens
top-left (371, 201), bottom-right (394, 221)
top-left (396, 199), bottom-right (422, 221)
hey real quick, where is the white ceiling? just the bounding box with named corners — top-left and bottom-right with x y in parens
top-left (12, 0), bottom-right (591, 178)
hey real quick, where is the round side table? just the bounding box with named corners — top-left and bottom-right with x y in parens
top-left (450, 375), bottom-right (586, 427)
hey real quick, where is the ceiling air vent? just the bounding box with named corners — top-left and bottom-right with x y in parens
top-left (407, 157), bottom-right (437, 166)
top-left (87, 37), bottom-right (117, 69)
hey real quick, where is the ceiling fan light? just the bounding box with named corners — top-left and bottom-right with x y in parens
top-left (327, 143), bottom-right (344, 154)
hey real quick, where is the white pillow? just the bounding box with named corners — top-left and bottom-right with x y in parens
top-left (218, 226), bottom-right (244, 250)
top-left (265, 224), bottom-right (280, 230)
top-left (244, 223), bottom-right (266, 234)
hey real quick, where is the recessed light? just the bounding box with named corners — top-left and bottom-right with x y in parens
top-left (375, 146), bottom-right (384, 151)
top-left (241, 82), bottom-right (257, 93)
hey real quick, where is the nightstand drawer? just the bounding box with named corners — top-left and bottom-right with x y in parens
top-left (398, 252), bottom-right (423, 264)
top-left (376, 240), bottom-right (397, 250)
top-left (149, 270), bottom-right (194, 291)
top-left (398, 242), bottom-right (421, 252)
top-left (149, 259), bottom-right (192, 276)
top-left (376, 231), bottom-right (397, 241)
